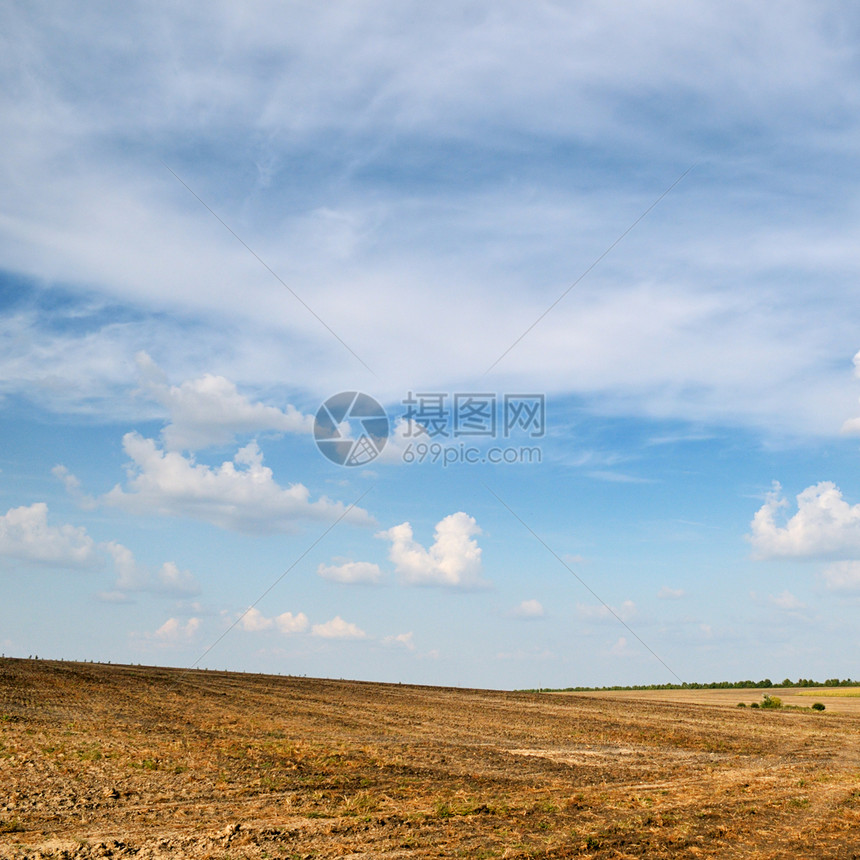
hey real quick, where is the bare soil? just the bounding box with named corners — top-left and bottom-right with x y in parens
top-left (1, 659), bottom-right (859, 858)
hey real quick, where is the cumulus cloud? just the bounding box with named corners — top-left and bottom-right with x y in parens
top-left (317, 560), bottom-right (383, 584)
top-left (0, 503), bottom-right (96, 567)
top-left (749, 481), bottom-right (860, 558)
top-left (577, 600), bottom-right (636, 622)
top-left (104, 433), bottom-right (373, 534)
top-left (378, 512), bottom-right (485, 587)
top-left (382, 632), bottom-right (415, 649)
top-left (512, 599), bottom-right (545, 618)
top-left (136, 352), bottom-right (313, 451)
top-left (239, 607), bottom-right (273, 632)
top-left (658, 586), bottom-right (685, 600)
top-left (0, 502), bottom-right (200, 601)
top-left (275, 611), bottom-right (310, 634)
top-left (149, 617), bottom-right (200, 643)
top-left (311, 616), bottom-right (367, 639)
top-left (238, 607), bottom-right (310, 634)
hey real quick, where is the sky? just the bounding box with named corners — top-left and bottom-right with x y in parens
top-left (3, 1), bottom-right (860, 689)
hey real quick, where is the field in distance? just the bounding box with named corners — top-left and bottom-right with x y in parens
top-left (563, 687), bottom-right (860, 714)
top-left (2, 659), bottom-right (860, 858)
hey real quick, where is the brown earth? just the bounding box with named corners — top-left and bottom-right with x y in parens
top-left (1, 659), bottom-right (859, 859)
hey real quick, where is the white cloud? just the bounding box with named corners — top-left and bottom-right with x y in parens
top-left (378, 512), bottom-right (485, 587)
top-left (317, 560), bottom-right (383, 584)
top-left (821, 561), bottom-right (860, 592)
top-left (0, 502), bottom-right (200, 600)
top-left (52, 465), bottom-right (97, 509)
top-left (2, 6), bottom-right (860, 439)
top-left (382, 631), bottom-right (415, 650)
top-left (769, 590), bottom-right (805, 610)
top-left (275, 611), bottom-right (310, 634)
top-left (512, 599), bottom-right (545, 618)
top-left (311, 616), bottom-right (367, 639)
top-left (658, 586), bottom-right (685, 600)
top-left (239, 607), bottom-right (273, 632)
top-left (136, 352), bottom-right (313, 451)
top-left (577, 600), bottom-right (636, 622)
top-left (749, 481), bottom-right (860, 558)
top-left (104, 433), bottom-right (373, 534)
top-left (237, 607), bottom-right (309, 634)
top-left (51, 464), bottom-right (78, 493)
top-left (0, 503), bottom-right (96, 567)
top-left (102, 541), bottom-right (200, 597)
top-left (149, 617), bottom-right (200, 643)
top-left (158, 561), bottom-right (200, 595)
top-left (841, 350), bottom-right (860, 434)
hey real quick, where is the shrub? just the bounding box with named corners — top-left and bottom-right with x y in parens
top-left (761, 694), bottom-right (782, 709)
top-left (736, 702), bottom-right (747, 708)
top-left (812, 702), bottom-right (825, 712)
top-left (750, 702), bottom-right (760, 709)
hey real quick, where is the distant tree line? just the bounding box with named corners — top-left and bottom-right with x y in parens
top-left (525, 677), bottom-right (856, 693)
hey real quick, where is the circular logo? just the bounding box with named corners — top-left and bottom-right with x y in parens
top-left (314, 392), bottom-right (389, 466)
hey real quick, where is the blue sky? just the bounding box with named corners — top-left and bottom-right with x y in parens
top-left (4, 1), bottom-right (860, 688)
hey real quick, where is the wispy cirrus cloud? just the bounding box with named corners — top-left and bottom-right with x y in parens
top-left (2, 4), bottom-right (860, 434)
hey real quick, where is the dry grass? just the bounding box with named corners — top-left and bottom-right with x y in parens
top-left (794, 688), bottom-right (860, 699)
top-left (568, 686), bottom-right (860, 714)
top-left (2, 659), bottom-right (860, 858)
